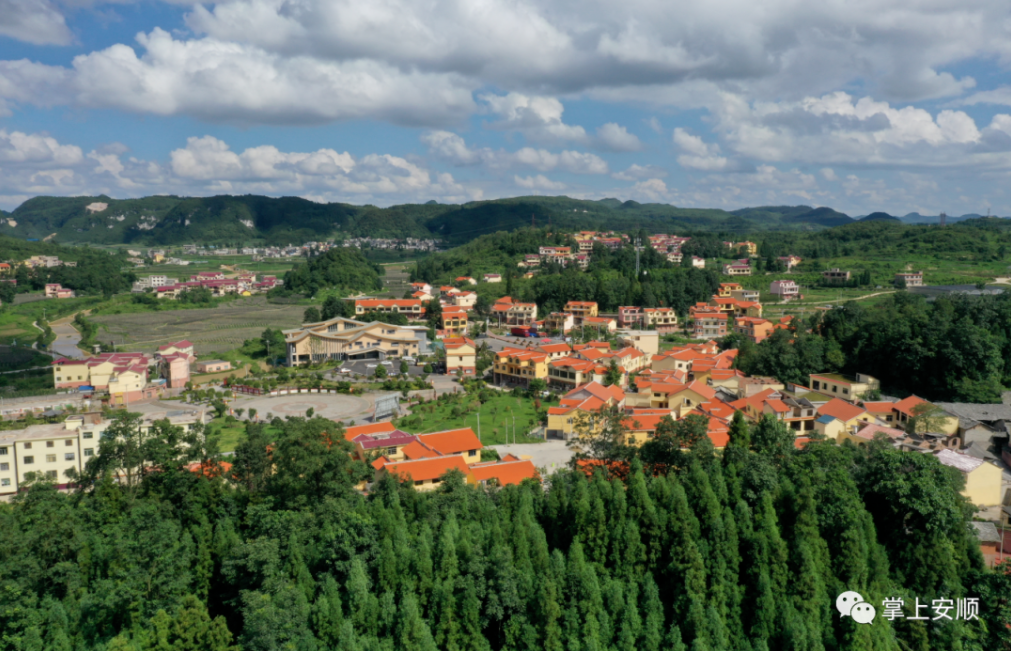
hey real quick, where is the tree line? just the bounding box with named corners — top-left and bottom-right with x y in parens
top-left (0, 410), bottom-right (1007, 651)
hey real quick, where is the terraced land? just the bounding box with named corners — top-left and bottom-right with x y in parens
top-left (89, 296), bottom-right (305, 355)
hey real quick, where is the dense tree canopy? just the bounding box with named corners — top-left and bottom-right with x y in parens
top-left (0, 411), bottom-right (1006, 651)
top-left (280, 247), bottom-right (384, 297)
top-left (732, 291), bottom-right (1011, 402)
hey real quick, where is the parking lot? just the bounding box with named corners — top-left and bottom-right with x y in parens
top-left (334, 359), bottom-right (433, 380)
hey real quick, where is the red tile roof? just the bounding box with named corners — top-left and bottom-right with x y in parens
top-left (381, 456), bottom-right (471, 482)
top-left (892, 395), bottom-right (929, 417)
top-left (343, 421), bottom-right (397, 442)
top-left (417, 428), bottom-right (482, 455)
top-left (469, 459), bottom-right (538, 485)
top-left (818, 398), bottom-right (867, 422)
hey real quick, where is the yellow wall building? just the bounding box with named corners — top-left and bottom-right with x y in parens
top-left (936, 450), bottom-right (1003, 506)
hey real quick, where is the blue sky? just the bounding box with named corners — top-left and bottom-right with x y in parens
top-left (1, 0), bottom-right (1011, 216)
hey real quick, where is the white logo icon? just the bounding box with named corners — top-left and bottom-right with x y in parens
top-left (836, 591), bottom-right (877, 624)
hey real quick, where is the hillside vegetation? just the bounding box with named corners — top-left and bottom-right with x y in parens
top-left (1, 195), bottom-right (866, 247)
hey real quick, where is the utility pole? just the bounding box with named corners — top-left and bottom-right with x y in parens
top-left (635, 236), bottom-right (641, 276)
top-left (477, 407), bottom-right (481, 443)
top-left (512, 412), bottom-right (516, 445)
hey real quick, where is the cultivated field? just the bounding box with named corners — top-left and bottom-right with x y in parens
top-left (89, 295), bottom-right (305, 355)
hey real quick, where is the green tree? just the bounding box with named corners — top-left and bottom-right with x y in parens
top-left (303, 306), bottom-right (321, 323)
top-left (375, 365), bottom-right (388, 379)
top-left (603, 358), bottom-right (622, 386)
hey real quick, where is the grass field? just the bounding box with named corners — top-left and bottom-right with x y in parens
top-left (89, 295), bottom-right (305, 355)
top-left (395, 392), bottom-right (545, 445)
top-left (205, 417), bottom-right (281, 453)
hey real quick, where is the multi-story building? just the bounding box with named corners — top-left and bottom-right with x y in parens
top-left (564, 301), bottom-right (598, 325)
top-left (691, 256), bottom-right (705, 268)
top-left (493, 348), bottom-right (549, 387)
top-left (544, 312), bottom-right (575, 334)
top-left (692, 311), bottom-right (728, 338)
top-left (491, 298), bottom-right (538, 326)
top-left (618, 306), bottom-right (678, 333)
top-left (52, 353), bottom-right (151, 397)
top-left (722, 260), bottom-right (752, 276)
top-left (443, 337), bottom-right (477, 376)
top-left (354, 299), bottom-right (425, 319)
top-left (822, 268), bottom-right (851, 284)
top-left (735, 317), bottom-right (775, 343)
top-left (770, 280), bottom-right (799, 301)
top-left (896, 271), bottom-right (923, 287)
top-left (441, 307), bottom-right (469, 336)
top-left (546, 382), bottom-right (626, 440)
top-left (284, 317), bottom-right (421, 365)
top-left (778, 255), bottom-right (802, 269)
top-left (717, 283), bottom-right (742, 297)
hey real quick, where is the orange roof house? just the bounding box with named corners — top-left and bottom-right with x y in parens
top-left (376, 456), bottom-right (472, 490)
top-left (343, 421), bottom-right (397, 442)
top-left (469, 458), bottom-right (539, 486)
top-left (417, 428), bottom-right (483, 462)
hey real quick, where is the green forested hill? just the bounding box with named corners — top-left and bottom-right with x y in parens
top-left (0, 194), bottom-right (860, 247)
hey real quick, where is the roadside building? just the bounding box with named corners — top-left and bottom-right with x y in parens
top-left (483, 273), bottom-right (502, 283)
top-left (822, 268), bottom-right (851, 284)
top-left (443, 336), bottom-right (477, 376)
top-left (195, 360), bottom-right (231, 374)
top-left (564, 301), bottom-right (599, 325)
top-left (770, 279), bottom-right (800, 301)
top-left (544, 312), bottom-right (575, 334)
top-left (896, 271), bottom-right (924, 287)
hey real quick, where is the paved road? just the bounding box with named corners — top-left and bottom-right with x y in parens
top-left (50, 316), bottom-right (85, 359)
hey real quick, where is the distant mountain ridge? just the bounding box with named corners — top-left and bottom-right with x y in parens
top-left (0, 193), bottom-right (961, 247)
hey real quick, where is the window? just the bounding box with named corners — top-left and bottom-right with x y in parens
top-left (23, 456), bottom-right (34, 464)
top-left (45, 470), bottom-right (57, 480)
top-left (65, 439), bottom-right (74, 447)
top-left (23, 443), bottom-right (31, 450)
top-left (83, 432), bottom-right (93, 439)
top-left (1, 478), bottom-right (9, 487)
top-left (46, 441), bottom-right (54, 448)
top-left (0, 463), bottom-right (7, 471)
top-left (56, 376), bottom-right (61, 381)
top-left (84, 448), bottom-right (94, 457)
top-left (415, 480), bottom-right (423, 486)
top-left (46, 455), bottom-right (56, 463)
top-left (0, 447), bottom-right (6, 455)
top-left (65, 453), bottom-right (75, 461)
